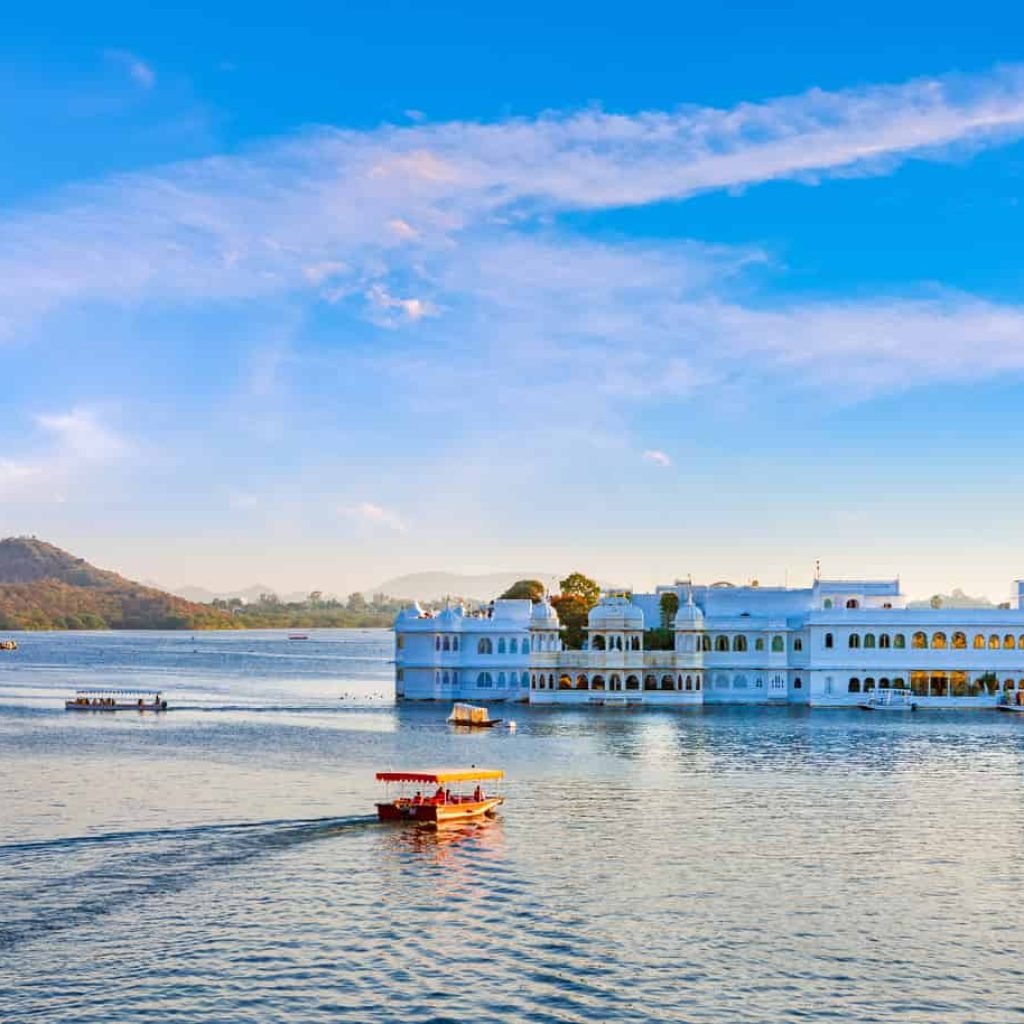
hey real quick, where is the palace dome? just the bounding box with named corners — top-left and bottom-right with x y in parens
top-left (672, 593), bottom-right (704, 629)
top-left (587, 595), bottom-right (644, 631)
top-left (530, 598), bottom-right (560, 628)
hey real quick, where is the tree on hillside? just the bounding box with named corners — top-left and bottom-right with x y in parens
top-left (659, 591), bottom-right (680, 628)
top-left (559, 571), bottom-right (600, 608)
top-left (499, 579), bottom-right (546, 602)
top-left (929, 595), bottom-right (943, 609)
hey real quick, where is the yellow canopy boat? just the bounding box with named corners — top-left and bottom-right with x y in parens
top-left (375, 768), bottom-right (504, 824)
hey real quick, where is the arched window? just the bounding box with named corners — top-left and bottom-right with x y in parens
top-left (701, 635), bottom-right (712, 652)
top-left (557, 674), bottom-right (571, 689)
top-left (864, 633), bottom-right (876, 649)
top-left (892, 677), bottom-right (905, 689)
top-left (497, 638), bottom-right (506, 654)
top-left (1005, 634), bottom-right (1016, 650)
top-left (733, 674), bottom-right (748, 689)
top-left (771, 636), bottom-right (784, 652)
top-left (755, 637), bottom-right (766, 651)
top-left (848, 678), bottom-right (861, 693)
top-left (952, 632), bottom-right (966, 650)
top-left (695, 675), bottom-right (702, 691)
top-left (846, 599), bottom-right (859, 609)
top-left (879, 677), bottom-right (890, 688)
top-left (932, 632), bottom-right (947, 650)
top-left (477, 637), bottom-right (493, 654)
top-left (823, 599), bottom-right (833, 609)
top-left (661, 674), bottom-right (674, 690)
top-left (591, 675), bottom-right (605, 691)
top-left (435, 636), bottom-right (441, 651)
top-left (477, 672), bottom-right (493, 687)
top-left (793, 638), bottom-right (803, 652)
top-left (625, 675), bottom-right (640, 690)
top-left (973, 634), bottom-right (985, 649)
top-left (614, 636), bottom-right (623, 651)
top-left (794, 677), bottom-right (802, 689)
top-left (521, 672), bottom-right (529, 687)
top-left (499, 671), bottom-right (507, 686)
top-left (442, 671), bottom-right (450, 685)
top-left (989, 634), bottom-right (1000, 650)
top-left (864, 677), bottom-right (876, 692)
top-left (509, 638), bottom-right (518, 654)
top-left (592, 635), bottom-right (606, 651)
top-left (685, 675), bottom-right (693, 690)
top-left (849, 633), bottom-right (860, 649)
top-left (912, 631), bottom-right (927, 649)
top-left (644, 674), bottom-right (658, 691)
top-left (715, 635), bottom-right (729, 652)
top-left (1005, 679), bottom-right (1016, 692)
top-left (631, 636), bottom-right (641, 651)
top-left (576, 674), bottom-right (588, 690)
top-left (824, 632), bottom-right (834, 649)
top-left (610, 674), bottom-right (622, 691)
top-left (893, 633), bottom-right (906, 649)
top-left (733, 635), bottom-right (748, 652)
top-left (879, 634), bottom-right (891, 649)
top-left (442, 636), bottom-right (450, 651)
top-left (1019, 635), bottom-right (1024, 650)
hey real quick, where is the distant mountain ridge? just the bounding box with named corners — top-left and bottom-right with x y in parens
top-left (365, 571), bottom-right (564, 602)
top-left (0, 537), bottom-right (236, 630)
top-left (162, 582), bottom-right (310, 605)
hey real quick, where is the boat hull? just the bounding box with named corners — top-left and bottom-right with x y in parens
top-left (65, 702), bottom-right (168, 712)
top-left (996, 705), bottom-right (1024, 714)
top-left (376, 796), bottom-right (504, 824)
top-left (448, 719), bottom-right (501, 728)
top-left (858, 703), bottom-right (917, 711)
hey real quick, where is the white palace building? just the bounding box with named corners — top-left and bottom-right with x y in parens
top-left (393, 578), bottom-right (1024, 708)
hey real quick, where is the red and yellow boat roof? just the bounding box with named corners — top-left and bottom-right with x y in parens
top-left (375, 768), bottom-right (504, 784)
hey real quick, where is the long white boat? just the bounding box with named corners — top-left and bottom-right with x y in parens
top-left (858, 688), bottom-right (918, 712)
top-left (66, 689), bottom-right (168, 712)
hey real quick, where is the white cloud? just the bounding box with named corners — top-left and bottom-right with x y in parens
top-left (365, 284), bottom-right (437, 324)
top-left (35, 408), bottom-right (128, 461)
top-left (643, 450), bottom-right (672, 467)
top-left (104, 49), bottom-right (156, 90)
top-left (339, 501), bottom-right (406, 533)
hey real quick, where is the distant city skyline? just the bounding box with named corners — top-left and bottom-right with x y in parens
top-left (4, 3), bottom-right (1024, 599)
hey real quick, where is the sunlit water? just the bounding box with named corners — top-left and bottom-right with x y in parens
top-left (2, 629), bottom-right (1024, 1022)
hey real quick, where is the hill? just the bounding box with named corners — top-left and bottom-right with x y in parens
top-left (366, 570), bottom-right (563, 602)
top-left (0, 537), bottom-right (238, 630)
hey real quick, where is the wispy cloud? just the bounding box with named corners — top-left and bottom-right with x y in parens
top-left (0, 408), bottom-right (129, 501)
top-left (104, 49), bottom-right (156, 90)
top-left (643, 450), bottom-right (672, 467)
top-left (338, 501), bottom-right (406, 533)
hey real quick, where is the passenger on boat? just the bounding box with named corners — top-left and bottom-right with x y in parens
top-left (433, 786), bottom-right (446, 804)
top-left (412, 791), bottom-right (422, 805)
top-left (445, 788), bottom-right (452, 804)
top-left (472, 785), bottom-right (483, 802)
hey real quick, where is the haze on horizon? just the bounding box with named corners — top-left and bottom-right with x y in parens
top-left (3, 2), bottom-right (1024, 604)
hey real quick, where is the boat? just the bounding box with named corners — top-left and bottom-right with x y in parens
top-left (65, 689), bottom-right (168, 712)
top-left (288, 634), bottom-right (309, 640)
top-left (997, 705), bottom-right (1024, 714)
top-left (0, 639), bottom-right (16, 651)
top-left (375, 768), bottom-right (504, 825)
top-left (858, 687), bottom-right (918, 711)
top-left (447, 703), bottom-right (501, 728)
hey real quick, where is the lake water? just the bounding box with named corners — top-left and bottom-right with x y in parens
top-left (2, 629), bottom-right (1024, 1023)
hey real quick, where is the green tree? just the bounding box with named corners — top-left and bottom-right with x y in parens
top-left (500, 579), bottom-right (546, 603)
top-left (559, 571), bottom-right (600, 609)
top-left (346, 591), bottom-right (368, 613)
top-left (552, 593), bottom-right (589, 650)
top-left (929, 595), bottom-right (943, 609)
top-left (659, 591), bottom-right (680, 628)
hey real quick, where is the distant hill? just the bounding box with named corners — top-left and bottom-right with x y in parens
top-left (163, 582), bottom-right (309, 605)
top-left (907, 588), bottom-right (1000, 609)
top-left (366, 571), bottom-right (564, 602)
top-left (0, 537), bottom-right (238, 630)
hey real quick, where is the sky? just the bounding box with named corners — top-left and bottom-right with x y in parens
top-left (3, 1), bottom-right (1024, 599)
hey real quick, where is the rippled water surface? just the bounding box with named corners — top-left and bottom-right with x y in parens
top-left (3, 629), bottom-right (1024, 1022)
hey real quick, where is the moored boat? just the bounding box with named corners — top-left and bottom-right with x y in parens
top-left (858, 687), bottom-right (917, 712)
top-left (288, 634), bottom-right (309, 640)
top-left (0, 639), bottom-right (17, 650)
top-left (447, 703), bottom-right (501, 728)
top-left (375, 769), bottom-right (504, 824)
top-left (65, 689), bottom-right (168, 712)
top-left (997, 702), bottom-right (1024, 714)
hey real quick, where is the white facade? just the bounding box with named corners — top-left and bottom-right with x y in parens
top-left (394, 579), bottom-right (1024, 708)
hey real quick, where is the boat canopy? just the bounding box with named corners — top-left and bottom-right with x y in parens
top-left (376, 768), bottom-right (504, 785)
top-left (73, 688), bottom-right (162, 696)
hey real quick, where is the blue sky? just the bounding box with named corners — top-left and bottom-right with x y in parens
top-left (3, 2), bottom-right (1024, 598)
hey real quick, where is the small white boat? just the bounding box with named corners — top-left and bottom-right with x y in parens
top-left (859, 688), bottom-right (917, 712)
top-left (447, 703), bottom-right (501, 728)
top-left (66, 688), bottom-right (168, 712)
top-left (996, 703), bottom-right (1024, 714)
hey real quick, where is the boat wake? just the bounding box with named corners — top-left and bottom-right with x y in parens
top-left (0, 814), bottom-right (378, 952)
